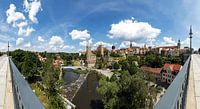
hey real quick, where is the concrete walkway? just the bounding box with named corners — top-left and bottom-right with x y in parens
top-left (0, 55), bottom-right (14, 109)
top-left (186, 54), bottom-right (200, 109)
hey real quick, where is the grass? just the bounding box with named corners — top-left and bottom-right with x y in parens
top-left (72, 69), bottom-right (88, 74)
top-left (31, 83), bottom-right (49, 109)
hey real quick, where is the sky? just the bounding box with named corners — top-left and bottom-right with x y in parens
top-left (0, 0), bottom-right (200, 52)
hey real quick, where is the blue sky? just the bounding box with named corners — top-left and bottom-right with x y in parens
top-left (0, 0), bottom-right (200, 52)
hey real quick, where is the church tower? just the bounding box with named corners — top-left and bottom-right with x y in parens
top-left (85, 40), bottom-right (96, 68)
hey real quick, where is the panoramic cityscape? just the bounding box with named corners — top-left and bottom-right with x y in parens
top-left (0, 0), bottom-right (200, 109)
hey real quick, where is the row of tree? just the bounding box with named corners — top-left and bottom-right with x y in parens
top-left (97, 56), bottom-right (159, 109)
top-left (10, 49), bottom-right (67, 109)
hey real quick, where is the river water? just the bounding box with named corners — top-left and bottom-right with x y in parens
top-left (64, 72), bottom-right (104, 109)
top-left (63, 71), bottom-right (79, 84)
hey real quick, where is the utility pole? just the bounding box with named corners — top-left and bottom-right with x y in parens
top-left (189, 25), bottom-right (193, 55)
top-left (7, 41), bottom-right (10, 56)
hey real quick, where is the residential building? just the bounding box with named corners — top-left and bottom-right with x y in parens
top-left (161, 64), bottom-right (182, 84)
top-left (140, 66), bottom-right (162, 81)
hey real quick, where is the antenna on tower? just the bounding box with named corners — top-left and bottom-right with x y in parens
top-left (7, 41), bottom-right (10, 56)
top-left (189, 25), bottom-right (193, 54)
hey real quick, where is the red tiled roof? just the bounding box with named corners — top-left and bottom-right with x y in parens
top-left (163, 64), bottom-right (182, 72)
top-left (156, 46), bottom-right (178, 49)
top-left (140, 66), bottom-right (162, 74)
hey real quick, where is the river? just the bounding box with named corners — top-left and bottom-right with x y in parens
top-left (64, 71), bottom-right (104, 109)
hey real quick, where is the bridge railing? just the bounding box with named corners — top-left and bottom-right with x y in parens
top-left (154, 56), bottom-right (191, 109)
top-left (9, 58), bottom-right (45, 109)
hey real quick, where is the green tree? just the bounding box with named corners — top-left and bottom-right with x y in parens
top-left (97, 77), bottom-right (120, 109)
top-left (97, 72), bottom-right (154, 109)
top-left (118, 75), bottom-right (152, 109)
top-left (145, 53), bottom-right (163, 68)
top-left (43, 59), bottom-right (64, 109)
top-left (118, 59), bottom-right (138, 75)
top-left (113, 62), bottom-right (120, 70)
top-left (21, 52), bottom-right (41, 81)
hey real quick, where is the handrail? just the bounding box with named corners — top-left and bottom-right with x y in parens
top-left (154, 56), bottom-right (191, 109)
top-left (9, 58), bottom-right (45, 109)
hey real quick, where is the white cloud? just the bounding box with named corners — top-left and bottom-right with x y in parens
top-left (94, 41), bottom-right (112, 48)
top-left (119, 41), bottom-right (144, 48)
top-left (6, 4), bottom-right (25, 25)
top-left (62, 45), bottom-right (74, 49)
top-left (108, 18), bottom-right (161, 42)
top-left (38, 36), bottom-right (44, 42)
top-left (17, 21), bottom-right (28, 28)
top-left (24, 42), bottom-right (31, 48)
top-left (0, 42), bottom-right (14, 51)
top-left (18, 27), bottom-right (35, 36)
top-left (16, 37), bottom-right (24, 46)
top-left (49, 36), bottom-right (64, 46)
top-left (23, 0), bottom-right (42, 23)
top-left (0, 34), bottom-right (15, 42)
top-left (181, 38), bottom-right (190, 47)
top-left (69, 29), bottom-right (90, 40)
top-left (0, 21), bottom-right (9, 32)
top-left (79, 39), bottom-right (93, 46)
top-left (119, 41), bottom-right (130, 48)
top-left (6, 3), bottom-right (37, 37)
top-left (163, 37), bottom-right (176, 45)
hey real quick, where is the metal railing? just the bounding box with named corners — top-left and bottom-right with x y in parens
top-left (9, 58), bottom-right (45, 109)
top-left (154, 56), bottom-right (191, 109)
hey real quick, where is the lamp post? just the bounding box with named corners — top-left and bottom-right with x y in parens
top-left (189, 25), bottom-right (193, 55)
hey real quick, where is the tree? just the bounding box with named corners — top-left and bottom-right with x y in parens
top-left (97, 77), bottom-right (120, 109)
top-left (43, 59), bottom-right (64, 109)
top-left (48, 96), bottom-right (65, 109)
top-left (118, 60), bottom-right (129, 71)
top-left (113, 62), bottom-right (120, 70)
top-left (118, 75), bottom-right (152, 109)
top-left (97, 72), bottom-right (154, 109)
top-left (21, 52), bottom-right (41, 82)
top-left (145, 53), bottom-right (163, 68)
top-left (118, 59), bottom-right (138, 75)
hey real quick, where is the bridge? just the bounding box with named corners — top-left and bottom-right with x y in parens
top-left (62, 66), bottom-right (84, 70)
top-left (1, 53), bottom-right (199, 109)
top-left (0, 55), bottom-right (44, 109)
top-left (155, 54), bottom-right (200, 109)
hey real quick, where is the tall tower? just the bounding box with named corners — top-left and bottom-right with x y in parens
top-left (130, 41), bottom-right (132, 48)
top-left (86, 40), bottom-right (91, 67)
top-left (100, 45), bottom-right (104, 56)
top-left (177, 39), bottom-right (181, 49)
top-left (7, 41), bottom-right (10, 56)
top-left (189, 25), bottom-right (193, 54)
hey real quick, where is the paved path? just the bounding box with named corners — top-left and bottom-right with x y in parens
top-left (186, 54), bottom-right (200, 109)
top-left (0, 55), bottom-right (14, 109)
top-left (94, 69), bottom-right (113, 78)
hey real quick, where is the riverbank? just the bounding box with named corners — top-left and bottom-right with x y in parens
top-left (63, 72), bottom-right (88, 101)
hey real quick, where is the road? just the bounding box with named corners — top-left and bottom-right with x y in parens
top-left (0, 55), bottom-right (14, 109)
top-left (186, 54), bottom-right (200, 109)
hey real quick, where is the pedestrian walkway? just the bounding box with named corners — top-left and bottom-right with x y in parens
top-left (186, 54), bottom-right (200, 109)
top-left (0, 55), bottom-right (14, 109)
